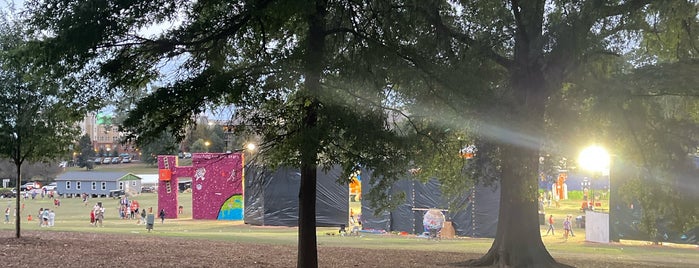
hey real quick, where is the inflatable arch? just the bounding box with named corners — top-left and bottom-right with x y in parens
top-left (157, 153), bottom-right (244, 220)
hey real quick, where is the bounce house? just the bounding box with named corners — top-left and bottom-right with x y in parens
top-left (157, 153), bottom-right (244, 220)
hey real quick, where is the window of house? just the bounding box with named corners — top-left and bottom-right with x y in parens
top-left (91, 182), bottom-right (96, 190)
top-left (66, 181), bottom-right (71, 189)
top-left (76, 181), bottom-right (81, 190)
top-left (119, 182), bottom-right (124, 190)
top-left (101, 182), bottom-right (106, 190)
top-left (131, 181), bottom-right (137, 186)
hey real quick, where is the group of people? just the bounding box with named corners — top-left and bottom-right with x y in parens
top-left (23, 188), bottom-right (57, 200)
top-left (35, 208), bottom-right (56, 227)
top-left (545, 214), bottom-right (576, 241)
top-left (84, 198), bottom-right (167, 233)
top-left (118, 196), bottom-right (140, 220)
top-left (539, 191), bottom-right (561, 210)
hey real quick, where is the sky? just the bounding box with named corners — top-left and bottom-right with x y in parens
top-left (1, 0), bottom-right (237, 121)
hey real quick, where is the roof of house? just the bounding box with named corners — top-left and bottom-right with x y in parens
top-left (56, 171), bottom-right (143, 182)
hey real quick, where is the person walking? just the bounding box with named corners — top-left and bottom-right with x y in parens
top-left (545, 215), bottom-right (555, 236)
top-left (563, 216), bottom-right (571, 241)
top-left (159, 209), bottom-right (166, 224)
top-left (567, 215), bottom-right (576, 237)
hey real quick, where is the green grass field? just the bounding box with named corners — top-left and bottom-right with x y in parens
top-left (1, 165), bottom-right (696, 266)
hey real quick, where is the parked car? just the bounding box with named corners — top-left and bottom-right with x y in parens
top-left (102, 157), bottom-right (112, 164)
top-left (109, 189), bottom-right (125, 198)
top-left (20, 182), bottom-right (41, 191)
top-left (141, 186), bottom-right (155, 193)
top-left (0, 189), bottom-right (16, 198)
top-left (111, 157), bottom-right (120, 164)
top-left (121, 157), bottom-right (131, 163)
top-left (94, 157), bottom-right (102, 165)
top-left (42, 182), bottom-right (57, 191)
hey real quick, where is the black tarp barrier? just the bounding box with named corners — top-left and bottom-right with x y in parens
top-left (244, 166), bottom-right (349, 227)
top-left (361, 175), bottom-right (500, 238)
top-left (610, 158), bottom-right (698, 244)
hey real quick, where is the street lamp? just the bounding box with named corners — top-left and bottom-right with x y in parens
top-left (578, 145), bottom-right (610, 209)
top-left (245, 143), bottom-right (256, 152)
top-left (204, 141), bottom-right (211, 152)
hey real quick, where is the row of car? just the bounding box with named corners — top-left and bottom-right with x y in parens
top-left (93, 156), bottom-right (132, 165)
top-left (14, 181), bottom-right (57, 192)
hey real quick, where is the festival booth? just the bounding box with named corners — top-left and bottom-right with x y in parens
top-left (360, 176), bottom-right (500, 238)
top-left (243, 165), bottom-right (349, 227)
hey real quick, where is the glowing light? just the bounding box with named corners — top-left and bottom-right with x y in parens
top-left (245, 143), bottom-right (256, 151)
top-left (578, 146), bottom-right (610, 173)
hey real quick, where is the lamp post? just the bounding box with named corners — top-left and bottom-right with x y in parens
top-left (578, 145), bottom-right (610, 210)
top-left (204, 141), bottom-right (210, 152)
top-left (581, 178), bottom-right (591, 210)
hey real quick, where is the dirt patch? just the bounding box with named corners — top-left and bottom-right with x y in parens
top-left (0, 231), bottom-right (693, 267)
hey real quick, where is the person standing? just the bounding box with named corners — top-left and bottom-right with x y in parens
top-left (38, 208), bottom-right (44, 227)
top-left (94, 202), bottom-right (105, 227)
top-left (140, 208), bottom-right (147, 225)
top-left (48, 210), bottom-right (55, 227)
top-left (159, 209), bottom-right (166, 224)
top-left (41, 208), bottom-right (49, 227)
top-left (563, 216), bottom-right (571, 241)
top-left (4, 207), bottom-right (10, 224)
top-left (545, 215), bottom-right (555, 236)
top-left (146, 208), bottom-right (155, 232)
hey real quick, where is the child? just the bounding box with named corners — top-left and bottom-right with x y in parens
top-left (4, 207), bottom-right (10, 224)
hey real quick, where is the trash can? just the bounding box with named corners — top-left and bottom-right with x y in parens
top-left (539, 213), bottom-right (546, 226)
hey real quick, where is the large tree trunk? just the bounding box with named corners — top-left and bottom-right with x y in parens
top-left (464, 145), bottom-right (570, 267)
top-left (462, 1), bottom-right (573, 266)
top-left (467, 17), bottom-right (566, 267)
top-left (297, 1), bottom-right (327, 267)
top-left (464, 59), bottom-right (572, 267)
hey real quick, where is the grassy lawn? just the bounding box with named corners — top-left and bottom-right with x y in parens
top-left (1, 169), bottom-right (695, 267)
top-left (0, 189), bottom-right (696, 267)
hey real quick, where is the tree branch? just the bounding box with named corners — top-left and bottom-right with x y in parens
top-left (418, 3), bottom-right (513, 70)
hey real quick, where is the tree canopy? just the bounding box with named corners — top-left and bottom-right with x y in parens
top-left (24, 0), bottom-right (699, 267)
top-left (0, 8), bottom-right (85, 238)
